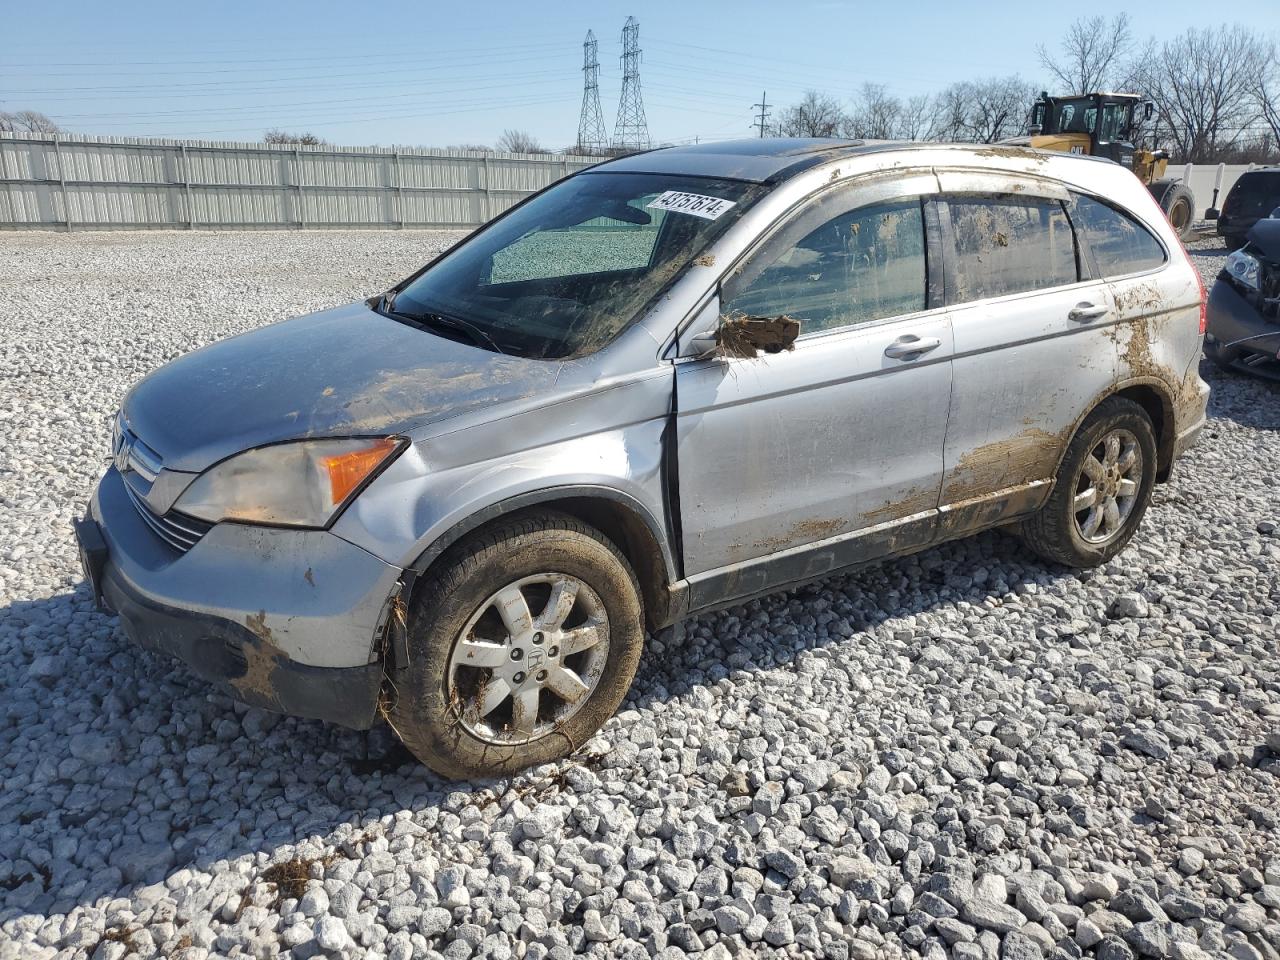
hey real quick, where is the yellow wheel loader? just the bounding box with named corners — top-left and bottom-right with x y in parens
top-left (1007, 92), bottom-right (1196, 239)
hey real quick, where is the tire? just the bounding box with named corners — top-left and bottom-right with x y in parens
top-left (1019, 398), bottom-right (1157, 568)
top-left (1150, 180), bottom-right (1196, 240)
top-left (1224, 235), bottom-right (1246, 253)
top-left (386, 510), bottom-right (644, 779)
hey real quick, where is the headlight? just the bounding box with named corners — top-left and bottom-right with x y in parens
top-left (175, 437), bottom-right (405, 528)
top-left (1225, 249), bottom-right (1260, 290)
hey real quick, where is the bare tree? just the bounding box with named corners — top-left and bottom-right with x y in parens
top-left (264, 129), bottom-right (326, 145)
top-left (1252, 47), bottom-right (1280, 149)
top-left (495, 129), bottom-right (547, 154)
top-left (0, 110), bottom-right (61, 134)
top-left (776, 90), bottom-right (848, 138)
top-left (926, 76), bottom-right (1035, 143)
top-left (897, 94), bottom-right (937, 141)
top-left (1037, 15), bottom-right (1134, 94)
top-left (843, 83), bottom-right (903, 140)
top-left (1130, 26), bottom-right (1271, 162)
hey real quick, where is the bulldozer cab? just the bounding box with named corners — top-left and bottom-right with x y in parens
top-left (1029, 93), bottom-right (1153, 172)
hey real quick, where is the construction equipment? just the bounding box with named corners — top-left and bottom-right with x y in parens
top-left (1012, 92), bottom-right (1196, 239)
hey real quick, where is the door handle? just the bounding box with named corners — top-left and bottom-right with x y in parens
top-left (884, 335), bottom-right (942, 360)
top-left (1068, 302), bottom-right (1110, 322)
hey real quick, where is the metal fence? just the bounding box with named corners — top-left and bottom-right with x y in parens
top-left (0, 132), bottom-right (1265, 232)
top-left (0, 133), bottom-right (601, 231)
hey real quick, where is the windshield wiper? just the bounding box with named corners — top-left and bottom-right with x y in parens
top-left (377, 293), bottom-right (506, 355)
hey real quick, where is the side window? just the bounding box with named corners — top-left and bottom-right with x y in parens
top-left (946, 196), bottom-right (1078, 303)
top-left (723, 198), bottom-right (927, 335)
top-left (1072, 194), bottom-right (1166, 277)
top-left (488, 199), bottom-right (667, 283)
top-left (1099, 103), bottom-right (1126, 142)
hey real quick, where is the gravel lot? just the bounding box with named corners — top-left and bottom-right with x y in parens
top-left (1, 231), bottom-right (1278, 960)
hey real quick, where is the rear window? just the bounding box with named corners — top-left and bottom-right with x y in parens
top-left (1225, 172), bottom-right (1280, 217)
top-left (1071, 194), bottom-right (1166, 277)
top-left (945, 196), bottom-right (1078, 303)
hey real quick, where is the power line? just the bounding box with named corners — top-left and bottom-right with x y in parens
top-left (576, 30), bottom-right (608, 154)
top-left (752, 91), bottom-right (771, 137)
top-left (613, 16), bottom-right (651, 151)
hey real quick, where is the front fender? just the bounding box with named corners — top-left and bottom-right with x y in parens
top-left (330, 412), bottom-right (674, 583)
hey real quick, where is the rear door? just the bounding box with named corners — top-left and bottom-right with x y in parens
top-left (674, 174), bottom-right (954, 607)
top-left (936, 173), bottom-right (1118, 536)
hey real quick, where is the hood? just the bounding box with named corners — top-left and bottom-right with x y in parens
top-left (123, 301), bottom-right (559, 472)
top-left (1246, 218), bottom-right (1280, 261)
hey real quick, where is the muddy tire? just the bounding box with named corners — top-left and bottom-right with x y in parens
top-left (1150, 180), bottom-right (1195, 240)
top-left (385, 511), bottom-right (644, 780)
top-left (1019, 397), bottom-right (1157, 568)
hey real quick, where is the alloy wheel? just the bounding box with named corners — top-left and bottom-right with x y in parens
top-left (445, 573), bottom-right (610, 745)
top-left (1072, 427), bottom-right (1143, 544)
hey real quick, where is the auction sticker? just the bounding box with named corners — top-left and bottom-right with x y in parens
top-left (647, 190), bottom-right (736, 220)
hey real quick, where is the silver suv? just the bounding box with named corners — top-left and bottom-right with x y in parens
top-left (77, 139), bottom-right (1209, 778)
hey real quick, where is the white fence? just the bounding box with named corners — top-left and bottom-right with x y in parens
top-left (1170, 163), bottom-right (1258, 217)
top-left (0, 133), bottom-right (601, 231)
top-left (0, 132), bottom-right (1263, 231)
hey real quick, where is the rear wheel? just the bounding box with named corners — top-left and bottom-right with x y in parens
top-left (1223, 235), bottom-right (1246, 253)
top-left (1020, 398), bottom-right (1157, 568)
top-left (386, 511), bottom-right (644, 779)
top-left (1151, 180), bottom-right (1196, 240)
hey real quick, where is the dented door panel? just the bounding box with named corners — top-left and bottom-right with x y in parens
top-left (675, 310), bottom-right (954, 579)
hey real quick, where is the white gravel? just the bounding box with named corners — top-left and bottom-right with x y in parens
top-left (1, 231), bottom-right (1279, 960)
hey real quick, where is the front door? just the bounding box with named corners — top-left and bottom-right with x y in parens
top-left (674, 177), bottom-right (954, 609)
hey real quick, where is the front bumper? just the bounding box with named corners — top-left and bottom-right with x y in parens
top-left (84, 467), bottom-right (403, 729)
top-left (1205, 278), bottom-right (1280, 380)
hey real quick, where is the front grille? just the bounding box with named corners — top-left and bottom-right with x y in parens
top-left (122, 481), bottom-right (212, 552)
top-left (112, 413), bottom-right (212, 553)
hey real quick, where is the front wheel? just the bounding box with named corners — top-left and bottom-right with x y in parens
top-left (386, 511), bottom-right (645, 779)
top-left (1020, 398), bottom-right (1157, 568)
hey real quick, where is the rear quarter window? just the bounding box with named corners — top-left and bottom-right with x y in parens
top-left (1071, 194), bottom-right (1166, 278)
top-left (1225, 172), bottom-right (1280, 217)
top-left (945, 196), bottom-right (1078, 303)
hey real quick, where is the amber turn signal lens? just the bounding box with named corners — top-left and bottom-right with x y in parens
top-left (320, 437), bottom-right (399, 505)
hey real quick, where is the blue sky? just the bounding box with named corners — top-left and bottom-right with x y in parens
top-left (3, 0), bottom-right (1267, 148)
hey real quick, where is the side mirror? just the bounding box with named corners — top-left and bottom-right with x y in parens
top-left (1143, 101), bottom-right (1154, 121)
top-left (1205, 208), bottom-right (1220, 222)
top-left (679, 296), bottom-right (722, 359)
top-left (717, 312), bottom-right (801, 358)
top-left (677, 296), bottom-right (801, 359)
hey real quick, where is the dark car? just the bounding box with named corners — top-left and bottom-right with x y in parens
top-left (1214, 168), bottom-right (1280, 251)
top-left (1205, 218), bottom-right (1280, 378)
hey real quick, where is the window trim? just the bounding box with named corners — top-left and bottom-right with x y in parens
top-left (722, 196), bottom-right (934, 342)
top-left (935, 192), bottom-right (1085, 307)
top-left (707, 176), bottom-right (944, 345)
top-left (1068, 190), bottom-right (1170, 284)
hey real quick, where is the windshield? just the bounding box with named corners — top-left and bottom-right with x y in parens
top-left (389, 171), bottom-right (762, 359)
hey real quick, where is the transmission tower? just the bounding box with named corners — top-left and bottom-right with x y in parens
top-left (752, 91), bottom-right (772, 137)
top-left (576, 30), bottom-right (608, 155)
top-left (612, 16), bottom-right (651, 151)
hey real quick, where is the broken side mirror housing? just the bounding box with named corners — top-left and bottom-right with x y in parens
top-left (717, 313), bottom-right (801, 358)
top-left (679, 296), bottom-right (722, 359)
top-left (678, 295), bottom-right (802, 360)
